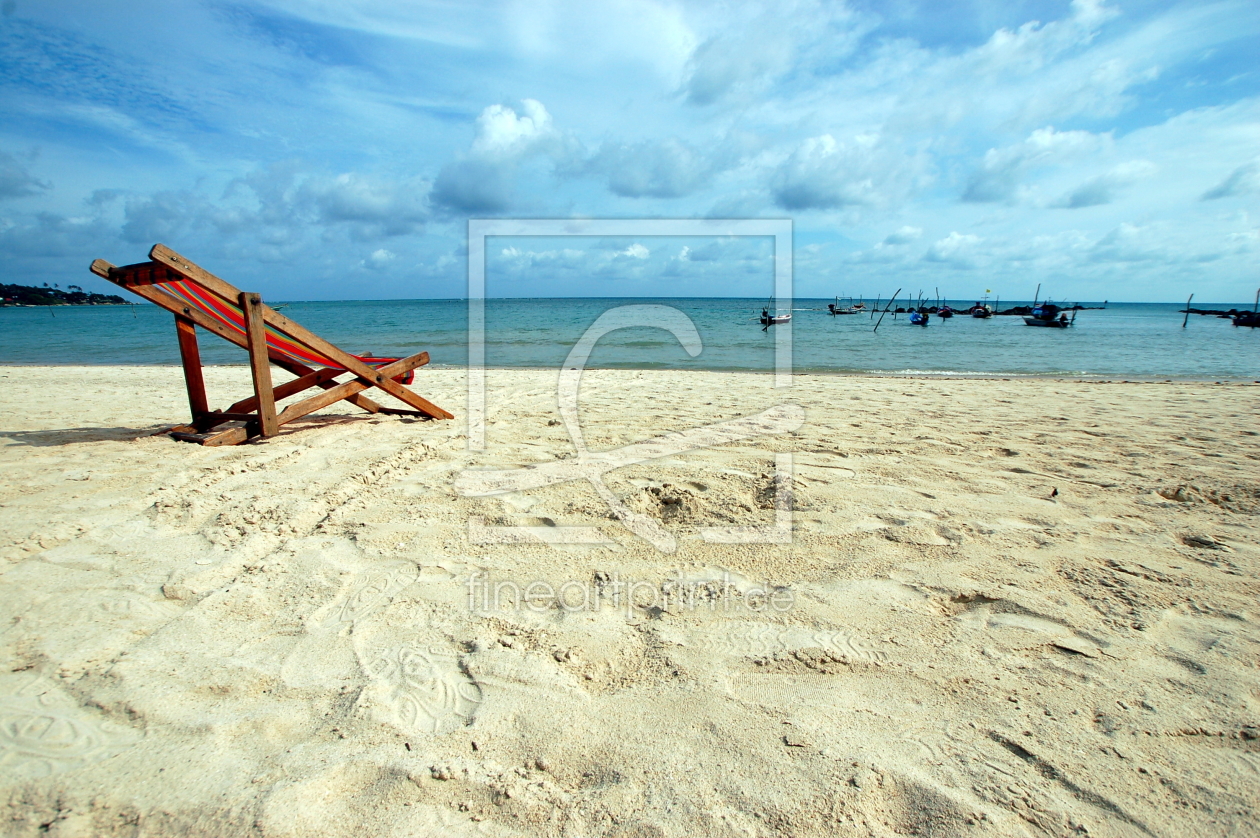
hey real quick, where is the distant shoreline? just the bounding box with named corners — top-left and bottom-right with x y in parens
top-left (0, 363), bottom-right (1254, 385)
top-left (0, 302), bottom-right (129, 307)
top-left (1, 282), bottom-right (128, 307)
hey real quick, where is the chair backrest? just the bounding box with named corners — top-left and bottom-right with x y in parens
top-left (94, 251), bottom-right (356, 370)
top-left (157, 274), bottom-right (339, 368)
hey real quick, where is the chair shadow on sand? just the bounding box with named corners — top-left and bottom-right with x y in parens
top-left (0, 412), bottom-right (429, 448)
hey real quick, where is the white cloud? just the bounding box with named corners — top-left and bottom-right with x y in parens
top-left (924, 231), bottom-right (984, 268)
top-left (470, 99), bottom-right (557, 158)
top-left (301, 172), bottom-right (430, 234)
top-left (583, 138), bottom-right (709, 199)
top-left (1052, 159), bottom-right (1156, 208)
top-left (1202, 159), bottom-right (1260, 200)
top-left (682, 2), bottom-right (869, 106)
top-left (881, 225), bottom-right (923, 246)
top-left (963, 127), bottom-right (1108, 203)
top-left (684, 26), bottom-right (793, 107)
top-left (0, 209), bottom-right (112, 258)
top-left (431, 159), bottom-right (515, 214)
top-left (498, 246), bottom-right (587, 270)
top-left (0, 152), bottom-right (51, 199)
top-left (617, 243), bottom-right (649, 259)
top-left (1089, 222), bottom-right (1167, 262)
top-left (362, 248), bottom-right (395, 270)
top-left (432, 99), bottom-right (570, 214)
top-left (771, 133), bottom-right (921, 211)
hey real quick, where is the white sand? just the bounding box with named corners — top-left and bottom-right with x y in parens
top-left (0, 364), bottom-right (1257, 837)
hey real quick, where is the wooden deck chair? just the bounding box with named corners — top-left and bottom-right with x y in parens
top-left (90, 244), bottom-right (453, 446)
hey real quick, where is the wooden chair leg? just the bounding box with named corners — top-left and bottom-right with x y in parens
top-left (174, 314), bottom-right (209, 421)
top-left (240, 291), bottom-right (279, 438)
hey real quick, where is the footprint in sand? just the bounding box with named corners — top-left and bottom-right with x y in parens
top-left (953, 597), bottom-right (1104, 658)
top-left (0, 676), bottom-right (142, 781)
top-left (1144, 607), bottom-right (1245, 677)
top-left (897, 719), bottom-right (975, 763)
top-left (359, 640), bottom-right (482, 735)
top-left (315, 562), bottom-right (420, 633)
top-left (673, 621), bottom-right (888, 662)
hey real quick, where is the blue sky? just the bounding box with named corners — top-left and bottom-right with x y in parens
top-left (0, 0), bottom-right (1257, 302)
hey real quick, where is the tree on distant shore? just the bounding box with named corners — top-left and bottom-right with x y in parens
top-left (0, 282), bottom-right (127, 306)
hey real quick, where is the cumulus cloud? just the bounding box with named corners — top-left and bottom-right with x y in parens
top-left (924, 231), bottom-right (983, 268)
top-left (1201, 160), bottom-right (1260, 200)
top-left (0, 152), bottom-right (50, 199)
top-left (684, 32), bottom-right (788, 106)
top-left (682, 3), bottom-right (867, 106)
top-left (431, 159), bottom-right (515, 214)
top-left (470, 99), bottom-right (557, 157)
top-left (300, 172), bottom-right (429, 235)
top-left (583, 138), bottom-right (709, 199)
top-left (1089, 222), bottom-right (1166, 262)
top-left (932, 0), bottom-right (1160, 131)
top-left (617, 243), bottom-right (649, 259)
top-left (965, 0), bottom-right (1120, 79)
top-left (0, 210), bottom-right (111, 258)
top-left (1052, 160), bottom-right (1156, 208)
top-left (432, 99), bottom-right (566, 214)
top-left (881, 226), bottom-right (923, 246)
top-left (499, 246), bottom-right (588, 271)
top-left (771, 134), bottom-right (918, 211)
top-left (362, 248), bottom-right (395, 270)
top-left (963, 127), bottom-right (1107, 203)
top-left (121, 165), bottom-right (431, 247)
top-left (122, 190), bottom-right (206, 244)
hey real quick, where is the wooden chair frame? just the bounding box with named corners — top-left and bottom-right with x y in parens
top-left (91, 244), bottom-right (452, 446)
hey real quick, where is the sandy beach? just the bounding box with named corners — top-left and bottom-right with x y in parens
top-left (0, 364), bottom-right (1257, 837)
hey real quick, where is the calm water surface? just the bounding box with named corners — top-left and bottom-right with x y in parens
top-left (1, 298), bottom-right (1257, 380)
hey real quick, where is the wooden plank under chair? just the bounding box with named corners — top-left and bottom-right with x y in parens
top-left (91, 244), bottom-right (453, 446)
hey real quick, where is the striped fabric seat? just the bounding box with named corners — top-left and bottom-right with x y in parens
top-left (161, 275), bottom-right (415, 384)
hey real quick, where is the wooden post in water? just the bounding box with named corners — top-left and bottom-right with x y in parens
top-left (1182, 293), bottom-right (1194, 328)
top-left (874, 289), bottom-right (901, 333)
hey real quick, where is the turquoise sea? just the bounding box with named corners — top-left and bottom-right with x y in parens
top-left (1, 298), bottom-right (1257, 381)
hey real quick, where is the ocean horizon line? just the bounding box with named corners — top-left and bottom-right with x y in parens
top-left (3, 297), bottom-right (1255, 380)
top-left (10, 296), bottom-right (1252, 307)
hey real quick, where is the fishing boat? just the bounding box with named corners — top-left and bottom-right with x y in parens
top-left (937, 305), bottom-right (954, 319)
top-left (827, 296), bottom-right (865, 315)
top-left (908, 310), bottom-right (929, 326)
top-left (970, 291), bottom-right (994, 318)
top-left (760, 298), bottom-right (791, 326)
top-left (1023, 284), bottom-right (1075, 327)
top-left (1024, 302), bottom-right (1074, 328)
top-left (759, 295), bottom-right (791, 326)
